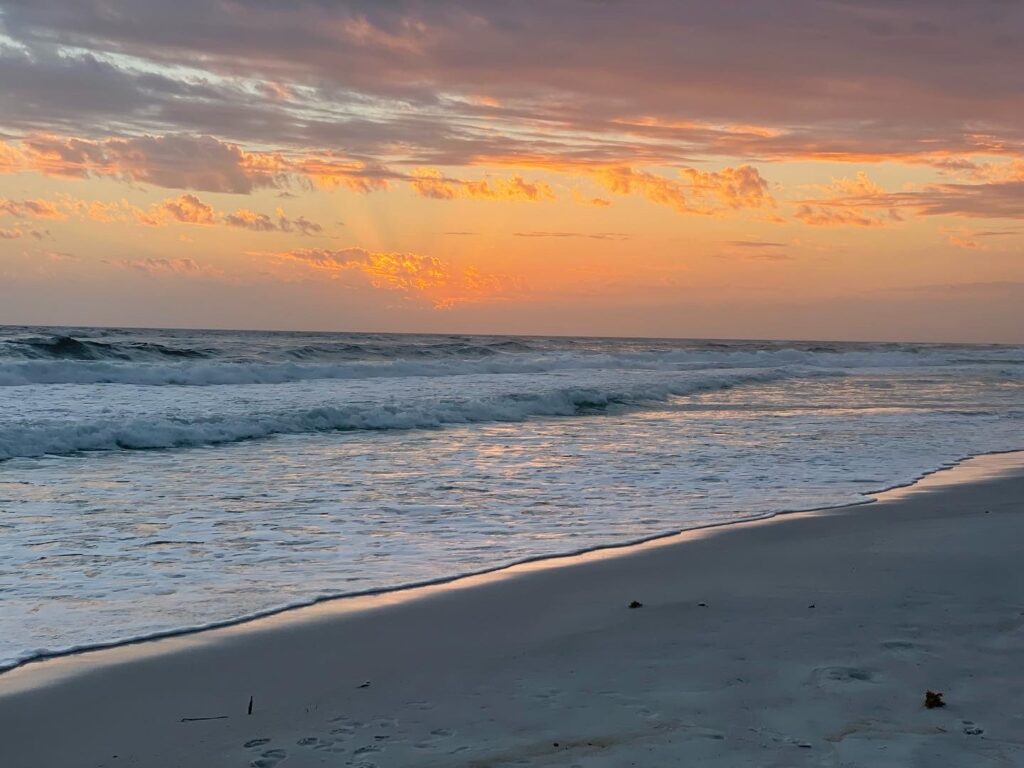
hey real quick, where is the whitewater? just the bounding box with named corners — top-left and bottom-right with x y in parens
top-left (1, 325), bottom-right (1022, 670)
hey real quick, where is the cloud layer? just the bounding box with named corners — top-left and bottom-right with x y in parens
top-left (3, 1), bottom-right (1024, 170)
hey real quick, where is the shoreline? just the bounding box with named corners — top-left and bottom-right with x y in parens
top-left (3, 447), bottom-right (1020, 677)
top-left (2, 450), bottom-right (1023, 766)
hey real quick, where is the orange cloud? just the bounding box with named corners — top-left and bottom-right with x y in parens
top-left (0, 198), bottom-right (66, 219)
top-left (822, 172), bottom-right (889, 197)
top-left (224, 207), bottom-right (323, 234)
top-left (0, 142), bottom-right (25, 173)
top-left (273, 209), bottom-right (323, 236)
top-left (513, 231), bottom-right (631, 241)
top-left (121, 257), bottom-right (222, 277)
top-left (794, 172), bottom-right (904, 227)
top-left (410, 168), bottom-right (555, 201)
top-left (56, 193), bottom-right (323, 234)
top-left (3, 135), bottom-right (286, 194)
top-left (956, 159), bottom-right (1024, 184)
top-left (794, 204), bottom-right (889, 227)
top-left (571, 190), bottom-right (612, 207)
top-left (594, 167), bottom-right (689, 212)
top-left (58, 197), bottom-right (156, 225)
top-left (160, 194), bottom-right (216, 225)
top-left (2, 135), bottom-right (400, 196)
top-left (795, 169), bottom-right (1024, 224)
top-left (80, 200), bottom-right (124, 223)
top-left (679, 165), bottom-right (774, 210)
top-left (271, 247), bottom-right (515, 307)
top-left (359, 252), bottom-right (449, 293)
top-left (225, 209), bottom-right (278, 232)
top-left (940, 226), bottom-right (1020, 250)
top-left (296, 156), bottom-right (393, 193)
top-left (940, 227), bottom-right (980, 250)
top-left (278, 247), bottom-right (446, 292)
top-left (592, 164), bottom-right (773, 215)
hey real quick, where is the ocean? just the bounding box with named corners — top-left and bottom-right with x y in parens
top-left (1, 326), bottom-right (1022, 669)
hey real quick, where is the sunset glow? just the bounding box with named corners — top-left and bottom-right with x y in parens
top-left (2, 1), bottom-right (1023, 340)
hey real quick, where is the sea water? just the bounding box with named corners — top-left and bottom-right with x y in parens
top-left (1, 326), bottom-right (1022, 668)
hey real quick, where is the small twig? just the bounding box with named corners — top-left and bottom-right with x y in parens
top-left (180, 715), bottom-right (229, 722)
top-left (248, 696), bottom-right (254, 715)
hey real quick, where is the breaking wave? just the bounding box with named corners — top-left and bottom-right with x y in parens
top-left (0, 369), bottom-right (805, 460)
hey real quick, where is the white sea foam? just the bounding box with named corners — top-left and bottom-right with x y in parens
top-left (0, 368), bottom-right (806, 459)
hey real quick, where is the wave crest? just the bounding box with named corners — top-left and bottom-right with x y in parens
top-left (0, 369), bottom-right (801, 460)
top-left (4, 334), bottom-right (210, 362)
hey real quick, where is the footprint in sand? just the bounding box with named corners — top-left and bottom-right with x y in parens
top-left (880, 639), bottom-right (932, 659)
top-left (880, 640), bottom-right (918, 651)
top-left (413, 727), bottom-right (456, 750)
top-left (962, 720), bottom-right (985, 736)
top-left (329, 715), bottom-right (363, 726)
top-left (250, 748), bottom-right (288, 768)
top-left (328, 716), bottom-right (360, 739)
top-left (813, 666), bottom-right (876, 687)
top-left (312, 741), bottom-right (349, 754)
top-left (352, 744), bottom-right (382, 756)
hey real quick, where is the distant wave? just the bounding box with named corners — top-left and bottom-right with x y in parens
top-left (283, 337), bottom-right (537, 360)
top-left (0, 332), bottom-right (549, 365)
top-left (0, 369), bottom-right (809, 460)
top-left (0, 344), bottom-right (1020, 387)
top-left (3, 334), bottom-right (211, 362)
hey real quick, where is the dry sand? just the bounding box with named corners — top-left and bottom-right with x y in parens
top-left (2, 453), bottom-right (1023, 767)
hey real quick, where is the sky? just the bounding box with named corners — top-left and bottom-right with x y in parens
top-left (1, 1), bottom-right (1023, 342)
